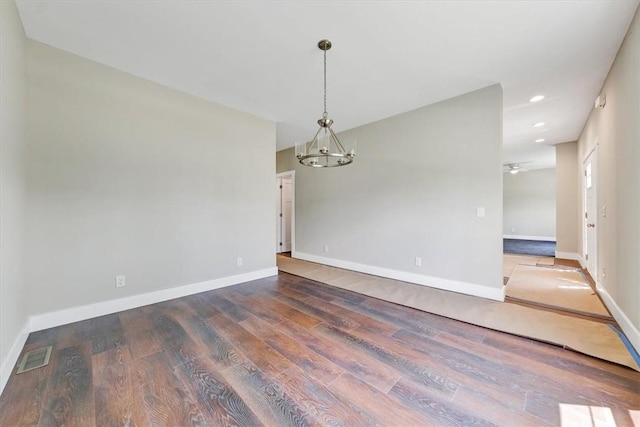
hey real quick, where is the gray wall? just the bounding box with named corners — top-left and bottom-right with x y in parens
top-left (577, 5), bottom-right (640, 347)
top-left (503, 168), bottom-right (556, 239)
top-left (294, 85), bottom-right (503, 297)
top-left (24, 41), bottom-right (276, 315)
top-left (555, 142), bottom-right (579, 254)
top-left (0, 0), bottom-right (28, 386)
top-left (276, 147), bottom-right (296, 174)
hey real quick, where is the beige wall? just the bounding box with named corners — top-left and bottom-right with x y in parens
top-left (577, 6), bottom-right (640, 350)
top-left (503, 168), bottom-right (556, 239)
top-left (555, 142), bottom-right (579, 255)
top-left (0, 0), bottom-right (28, 388)
top-left (276, 147), bottom-right (296, 174)
top-left (293, 85), bottom-right (504, 299)
top-left (24, 41), bottom-right (276, 315)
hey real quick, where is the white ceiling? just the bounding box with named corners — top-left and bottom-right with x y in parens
top-left (16, 1), bottom-right (639, 170)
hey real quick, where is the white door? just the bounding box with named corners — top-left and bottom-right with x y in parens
top-left (276, 175), bottom-right (293, 253)
top-left (276, 178), bottom-right (283, 253)
top-left (583, 151), bottom-right (597, 277)
top-left (281, 177), bottom-right (292, 251)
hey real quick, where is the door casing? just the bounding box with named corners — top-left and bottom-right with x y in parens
top-left (276, 171), bottom-right (295, 253)
top-left (583, 148), bottom-right (597, 278)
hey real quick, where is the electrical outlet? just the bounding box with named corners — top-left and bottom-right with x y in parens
top-left (476, 207), bottom-right (485, 218)
top-left (324, 245), bottom-right (329, 253)
top-left (511, 227), bottom-right (516, 233)
top-left (602, 267), bottom-right (606, 279)
top-left (115, 275), bottom-right (125, 288)
top-left (415, 257), bottom-right (422, 267)
top-left (237, 257), bottom-right (243, 267)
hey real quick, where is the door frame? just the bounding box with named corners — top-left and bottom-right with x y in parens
top-left (276, 170), bottom-right (295, 254)
top-left (582, 146), bottom-right (597, 277)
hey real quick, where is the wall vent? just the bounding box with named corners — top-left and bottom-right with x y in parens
top-left (16, 346), bottom-right (52, 374)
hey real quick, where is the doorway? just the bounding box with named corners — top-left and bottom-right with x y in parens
top-left (583, 149), bottom-right (597, 278)
top-left (276, 171), bottom-right (294, 253)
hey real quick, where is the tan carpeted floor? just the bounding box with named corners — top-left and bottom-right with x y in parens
top-left (277, 255), bottom-right (639, 371)
top-left (506, 264), bottom-right (611, 318)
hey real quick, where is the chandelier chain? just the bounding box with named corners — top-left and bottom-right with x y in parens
top-left (323, 48), bottom-right (327, 117)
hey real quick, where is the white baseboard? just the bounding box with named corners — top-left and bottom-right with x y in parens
top-left (0, 320), bottom-right (30, 396)
top-left (1, 267), bottom-right (277, 397)
top-left (555, 251), bottom-right (581, 262)
top-left (503, 235), bottom-right (556, 241)
top-left (596, 282), bottom-right (640, 356)
top-left (578, 255), bottom-right (586, 269)
top-left (30, 267), bottom-right (277, 332)
top-left (292, 251), bottom-right (504, 302)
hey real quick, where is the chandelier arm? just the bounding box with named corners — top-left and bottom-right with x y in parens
top-left (308, 127), bottom-right (323, 151)
top-left (328, 127), bottom-right (347, 153)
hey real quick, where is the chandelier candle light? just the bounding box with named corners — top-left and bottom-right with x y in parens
top-left (296, 39), bottom-right (356, 168)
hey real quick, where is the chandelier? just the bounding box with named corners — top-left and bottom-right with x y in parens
top-left (296, 39), bottom-right (355, 168)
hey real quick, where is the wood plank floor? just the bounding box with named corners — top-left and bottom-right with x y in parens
top-left (1, 272), bottom-right (639, 426)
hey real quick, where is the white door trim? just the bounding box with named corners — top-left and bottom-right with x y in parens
top-left (582, 148), bottom-right (597, 278)
top-left (276, 170), bottom-right (295, 254)
top-left (276, 177), bottom-right (282, 253)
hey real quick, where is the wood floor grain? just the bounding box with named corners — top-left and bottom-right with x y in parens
top-left (1, 271), bottom-right (639, 426)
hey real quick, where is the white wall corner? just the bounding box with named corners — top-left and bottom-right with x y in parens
top-left (29, 267), bottom-right (277, 332)
top-left (578, 255), bottom-right (586, 270)
top-left (0, 320), bottom-right (30, 396)
top-left (596, 282), bottom-right (640, 358)
top-left (293, 251), bottom-right (504, 302)
top-left (554, 251), bottom-right (581, 262)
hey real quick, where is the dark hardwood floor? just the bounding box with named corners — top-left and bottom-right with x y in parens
top-left (1, 272), bottom-right (639, 426)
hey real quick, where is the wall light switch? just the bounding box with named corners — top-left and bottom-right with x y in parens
top-left (601, 205), bottom-right (607, 217)
top-left (476, 207), bottom-right (485, 218)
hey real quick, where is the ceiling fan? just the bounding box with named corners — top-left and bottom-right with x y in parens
top-left (503, 162), bottom-right (530, 174)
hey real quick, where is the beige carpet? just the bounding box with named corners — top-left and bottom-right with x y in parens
top-left (277, 255), bottom-right (639, 371)
top-left (506, 264), bottom-right (611, 318)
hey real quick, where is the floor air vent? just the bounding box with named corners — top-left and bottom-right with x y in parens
top-left (16, 346), bottom-right (52, 374)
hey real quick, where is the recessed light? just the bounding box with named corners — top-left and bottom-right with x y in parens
top-left (532, 122), bottom-right (545, 128)
top-left (529, 95), bottom-right (545, 103)
top-left (535, 138), bottom-right (545, 143)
